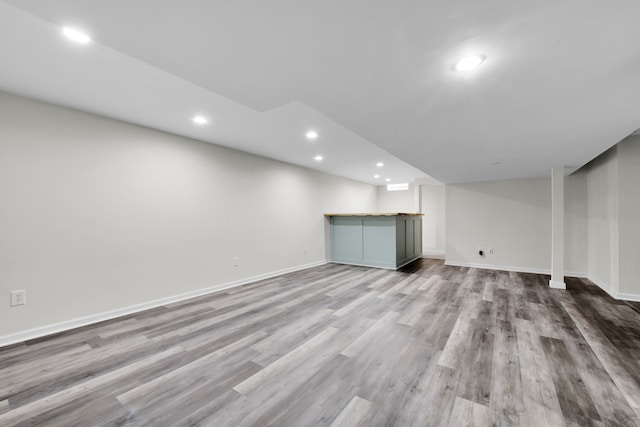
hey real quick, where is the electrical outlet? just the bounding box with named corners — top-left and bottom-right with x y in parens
top-left (233, 257), bottom-right (240, 267)
top-left (10, 290), bottom-right (26, 306)
top-left (478, 247), bottom-right (484, 256)
top-left (489, 248), bottom-right (494, 254)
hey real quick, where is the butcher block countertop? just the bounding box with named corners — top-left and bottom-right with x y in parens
top-left (324, 212), bottom-right (423, 217)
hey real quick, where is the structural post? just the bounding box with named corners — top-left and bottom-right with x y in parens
top-left (550, 166), bottom-right (566, 289)
top-left (414, 183), bottom-right (423, 213)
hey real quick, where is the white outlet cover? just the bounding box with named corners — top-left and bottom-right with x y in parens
top-left (10, 290), bottom-right (26, 306)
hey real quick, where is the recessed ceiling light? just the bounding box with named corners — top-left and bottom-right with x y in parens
top-left (192, 115), bottom-right (208, 125)
top-left (314, 155), bottom-right (323, 161)
top-left (385, 178), bottom-right (391, 182)
top-left (376, 162), bottom-right (384, 167)
top-left (306, 130), bottom-right (319, 140)
top-left (62, 27), bottom-right (91, 44)
top-left (454, 55), bottom-right (485, 71)
top-left (374, 174), bottom-right (380, 178)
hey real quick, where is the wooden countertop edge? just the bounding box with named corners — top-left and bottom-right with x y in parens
top-left (324, 213), bottom-right (424, 217)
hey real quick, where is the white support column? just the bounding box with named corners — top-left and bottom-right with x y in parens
top-left (414, 183), bottom-right (423, 213)
top-left (550, 166), bottom-right (566, 289)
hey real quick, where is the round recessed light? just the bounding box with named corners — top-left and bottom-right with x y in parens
top-left (376, 162), bottom-right (384, 167)
top-left (62, 27), bottom-right (91, 44)
top-left (192, 115), bottom-right (208, 125)
top-left (305, 130), bottom-right (319, 140)
top-left (454, 55), bottom-right (485, 71)
top-left (385, 178), bottom-right (391, 182)
top-left (314, 155), bottom-right (323, 161)
top-left (374, 174), bottom-right (380, 178)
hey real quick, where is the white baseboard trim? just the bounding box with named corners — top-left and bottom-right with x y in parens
top-left (549, 280), bottom-right (567, 290)
top-left (422, 250), bottom-right (445, 260)
top-left (587, 274), bottom-right (640, 302)
top-left (587, 274), bottom-right (611, 294)
top-left (444, 260), bottom-right (549, 275)
top-left (565, 271), bottom-right (589, 278)
top-left (329, 261), bottom-right (396, 270)
top-left (0, 260), bottom-right (328, 348)
top-left (440, 264), bottom-right (640, 301)
top-left (444, 260), bottom-right (588, 279)
top-left (617, 292), bottom-right (640, 302)
top-left (329, 254), bottom-right (422, 270)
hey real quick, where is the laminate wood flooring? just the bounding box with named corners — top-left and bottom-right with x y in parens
top-left (2, 259), bottom-right (640, 426)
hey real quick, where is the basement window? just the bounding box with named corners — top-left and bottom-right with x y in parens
top-left (387, 183), bottom-right (409, 191)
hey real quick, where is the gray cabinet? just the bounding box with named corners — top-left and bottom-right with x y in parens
top-left (326, 213), bottom-right (423, 269)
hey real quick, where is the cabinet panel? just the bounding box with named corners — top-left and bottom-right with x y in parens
top-left (395, 218), bottom-right (405, 263)
top-left (331, 217), bottom-right (363, 262)
top-left (328, 214), bottom-right (422, 269)
top-left (414, 218), bottom-right (422, 256)
top-left (405, 219), bottom-right (415, 259)
top-left (363, 217), bottom-right (396, 266)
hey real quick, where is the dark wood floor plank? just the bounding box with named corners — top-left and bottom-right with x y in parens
top-left (561, 300), bottom-right (640, 418)
top-left (0, 346), bottom-right (184, 426)
top-left (246, 354), bottom-right (358, 427)
top-left (455, 317), bottom-right (495, 406)
top-left (329, 395), bottom-right (373, 427)
top-left (448, 396), bottom-right (493, 427)
top-left (404, 363), bottom-right (459, 427)
top-left (1, 260), bottom-right (640, 426)
top-left (123, 358), bottom-right (262, 426)
top-left (171, 389), bottom-right (243, 427)
top-left (491, 319), bottom-right (524, 425)
top-left (252, 313), bottom-right (336, 367)
top-left (0, 399), bottom-right (9, 416)
top-left (515, 318), bottom-right (565, 426)
top-left (539, 336), bottom-right (601, 424)
top-left (2, 333), bottom-right (167, 406)
top-left (561, 335), bottom-right (640, 426)
top-left (438, 296), bottom-right (478, 369)
top-left (15, 394), bottom-right (129, 427)
top-left (229, 327), bottom-right (343, 423)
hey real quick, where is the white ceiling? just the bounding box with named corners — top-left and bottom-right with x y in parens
top-left (1, 1), bottom-right (640, 184)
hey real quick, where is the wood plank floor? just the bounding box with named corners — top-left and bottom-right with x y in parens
top-left (2, 259), bottom-right (640, 426)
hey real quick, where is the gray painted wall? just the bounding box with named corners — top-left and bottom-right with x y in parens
top-left (584, 136), bottom-right (640, 298)
top-left (376, 184), bottom-right (415, 213)
top-left (618, 137), bottom-right (640, 295)
top-left (3, 88), bottom-right (639, 341)
top-left (443, 136), bottom-right (640, 301)
top-left (446, 178), bottom-right (553, 272)
top-left (584, 146), bottom-right (619, 293)
top-left (445, 175), bottom-right (588, 275)
top-left (0, 91), bottom-right (377, 337)
top-left (421, 184), bottom-right (446, 259)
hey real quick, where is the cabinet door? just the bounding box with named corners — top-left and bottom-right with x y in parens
top-left (405, 218), bottom-right (415, 258)
top-left (414, 218), bottom-right (422, 256)
top-left (363, 217), bottom-right (395, 267)
top-left (396, 218), bottom-right (406, 263)
top-left (331, 217), bottom-right (363, 262)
